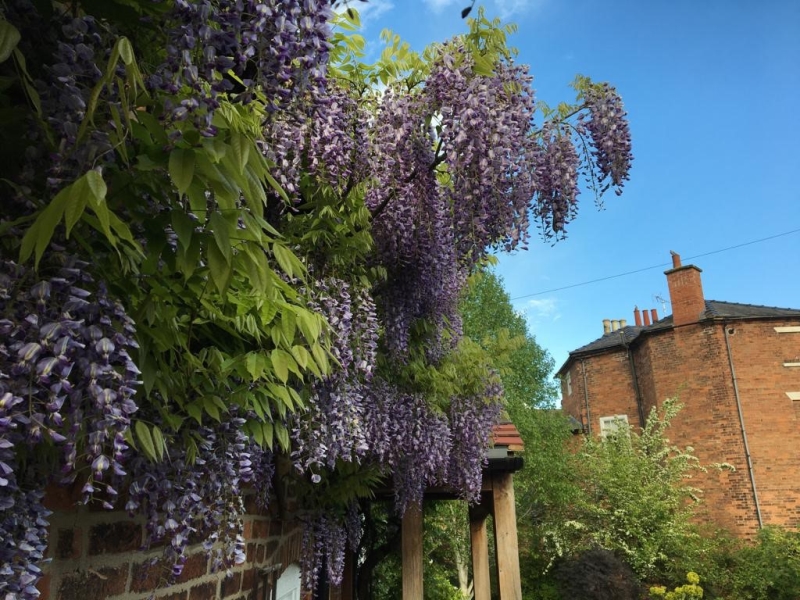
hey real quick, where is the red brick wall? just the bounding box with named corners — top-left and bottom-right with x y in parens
top-left (561, 349), bottom-right (643, 435)
top-left (722, 321), bottom-right (800, 529)
top-left (665, 266), bottom-right (705, 327)
top-left (561, 317), bottom-right (800, 538)
top-left (37, 488), bottom-right (305, 600)
top-left (645, 322), bottom-right (759, 536)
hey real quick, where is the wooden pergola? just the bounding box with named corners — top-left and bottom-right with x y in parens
top-left (333, 422), bottom-right (525, 600)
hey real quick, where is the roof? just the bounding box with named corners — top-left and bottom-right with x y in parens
top-left (557, 300), bottom-right (800, 375)
top-left (491, 422), bottom-right (524, 452)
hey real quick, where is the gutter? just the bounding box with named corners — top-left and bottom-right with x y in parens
top-left (723, 323), bottom-right (763, 529)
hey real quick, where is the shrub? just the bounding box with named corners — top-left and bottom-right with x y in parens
top-left (650, 572), bottom-right (704, 600)
top-left (554, 548), bottom-right (641, 600)
top-left (718, 527), bottom-right (800, 600)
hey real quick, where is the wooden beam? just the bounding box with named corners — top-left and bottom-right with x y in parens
top-left (402, 503), bottom-right (424, 599)
top-left (330, 549), bottom-right (355, 600)
top-left (492, 473), bottom-right (522, 600)
top-left (469, 503), bottom-right (492, 600)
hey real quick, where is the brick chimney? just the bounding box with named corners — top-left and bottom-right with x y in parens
top-left (665, 251), bottom-right (705, 326)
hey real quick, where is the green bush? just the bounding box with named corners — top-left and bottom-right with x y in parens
top-left (709, 527), bottom-right (800, 600)
top-left (553, 548), bottom-right (641, 600)
top-left (650, 572), bottom-right (704, 600)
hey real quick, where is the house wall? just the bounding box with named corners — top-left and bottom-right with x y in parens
top-left (639, 322), bottom-right (759, 536)
top-left (562, 317), bottom-right (800, 538)
top-left (722, 320), bottom-right (800, 529)
top-left (37, 483), bottom-right (305, 600)
top-left (561, 348), bottom-right (643, 435)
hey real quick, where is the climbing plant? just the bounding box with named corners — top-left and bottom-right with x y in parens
top-left (0, 1), bottom-right (632, 596)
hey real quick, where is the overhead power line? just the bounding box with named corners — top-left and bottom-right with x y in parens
top-left (510, 227), bottom-right (800, 301)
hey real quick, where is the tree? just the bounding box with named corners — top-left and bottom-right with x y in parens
top-left (0, 1), bottom-right (633, 596)
top-left (459, 268), bottom-right (581, 594)
top-left (549, 399), bottom-right (716, 582)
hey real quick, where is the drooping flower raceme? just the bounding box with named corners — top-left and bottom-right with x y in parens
top-left (0, 257), bottom-right (140, 596)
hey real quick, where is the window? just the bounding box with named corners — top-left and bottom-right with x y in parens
top-left (599, 414), bottom-right (629, 439)
top-left (775, 326), bottom-right (800, 333)
top-left (565, 371), bottom-right (572, 396)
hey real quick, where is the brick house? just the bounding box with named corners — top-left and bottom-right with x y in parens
top-left (557, 252), bottom-right (800, 537)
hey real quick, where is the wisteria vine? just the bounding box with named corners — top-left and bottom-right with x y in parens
top-left (0, 0), bottom-right (634, 596)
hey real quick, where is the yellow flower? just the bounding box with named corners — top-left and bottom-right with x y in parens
top-left (686, 572), bottom-right (700, 585)
top-left (650, 585), bottom-right (667, 596)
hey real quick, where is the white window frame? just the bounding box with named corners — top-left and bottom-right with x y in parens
top-left (565, 371), bottom-right (572, 396)
top-left (599, 414), bottom-right (629, 439)
top-left (775, 326), bottom-right (800, 333)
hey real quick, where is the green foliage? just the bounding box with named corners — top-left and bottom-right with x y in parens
top-left (692, 527), bottom-right (800, 600)
top-left (553, 547), bottom-right (641, 600)
top-left (559, 398), bottom-right (710, 579)
top-left (651, 572), bottom-right (704, 600)
top-left (459, 268), bottom-right (557, 409)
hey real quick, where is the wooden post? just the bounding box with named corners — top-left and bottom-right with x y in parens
top-left (469, 503), bottom-right (492, 600)
top-left (402, 503), bottom-right (423, 599)
top-left (492, 473), bottom-right (522, 600)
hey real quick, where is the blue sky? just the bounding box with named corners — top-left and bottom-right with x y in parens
top-left (353, 0), bottom-right (800, 374)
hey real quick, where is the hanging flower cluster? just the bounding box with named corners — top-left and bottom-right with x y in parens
top-left (125, 412), bottom-right (272, 577)
top-left (0, 256), bottom-right (140, 595)
top-left (0, 0), bottom-right (634, 595)
top-left (152, 0), bottom-right (334, 132)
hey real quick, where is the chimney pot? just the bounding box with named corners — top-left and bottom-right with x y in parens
top-left (643, 310), bottom-right (651, 326)
top-left (620, 319), bottom-right (627, 328)
top-left (634, 306), bottom-right (642, 327)
top-left (603, 319), bottom-right (611, 334)
top-left (670, 250), bottom-right (681, 268)
top-left (650, 308), bottom-right (659, 323)
top-left (611, 319), bottom-right (620, 331)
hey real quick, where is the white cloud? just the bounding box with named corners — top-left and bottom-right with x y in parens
top-left (520, 297), bottom-right (561, 322)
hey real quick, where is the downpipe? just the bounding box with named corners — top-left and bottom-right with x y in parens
top-left (723, 324), bottom-right (763, 529)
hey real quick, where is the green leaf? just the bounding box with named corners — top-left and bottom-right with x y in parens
top-left (134, 421), bottom-right (158, 461)
top-left (186, 180), bottom-right (208, 217)
top-left (296, 309), bottom-right (322, 344)
top-left (267, 383), bottom-right (293, 411)
top-left (19, 182), bottom-right (74, 268)
top-left (281, 311), bottom-right (296, 346)
top-left (272, 242), bottom-right (305, 280)
top-left (262, 422), bottom-right (274, 450)
top-left (203, 138), bottom-right (228, 163)
top-left (171, 210), bottom-right (195, 251)
top-left (203, 396), bottom-right (221, 422)
top-left (85, 169), bottom-right (107, 200)
top-left (209, 212), bottom-right (232, 261)
top-left (274, 422), bottom-right (290, 451)
top-left (230, 131), bottom-right (250, 174)
top-left (271, 348), bottom-right (291, 383)
top-left (63, 186), bottom-right (88, 239)
top-left (0, 20), bottom-right (21, 64)
top-left (151, 426), bottom-right (166, 461)
top-left (311, 343), bottom-right (330, 375)
top-left (207, 241), bottom-right (231, 293)
top-left (12, 49), bottom-right (42, 117)
top-left (186, 402), bottom-right (203, 424)
top-left (118, 36), bottom-right (135, 65)
top-left (169, 148), bottom-right (195, 195)
top-left (290, 345), bottom-right (310, 370)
